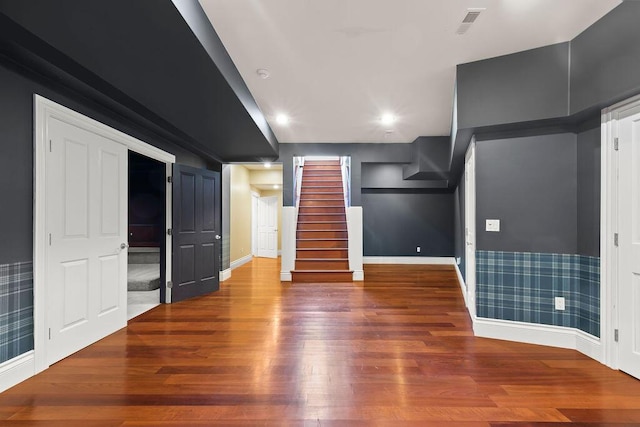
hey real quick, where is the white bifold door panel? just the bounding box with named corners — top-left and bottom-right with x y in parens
top-left (46, 117), bottom-right (128, 365)
top-left (257, 196), bottom-right (278, 258)
top-left (618, 105), bottom-right (640, 380)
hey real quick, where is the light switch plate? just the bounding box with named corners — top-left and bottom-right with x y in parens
top-left (486, 219), bottom-right (500, 232)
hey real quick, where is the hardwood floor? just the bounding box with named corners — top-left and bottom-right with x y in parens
top-left (2, 258), bottom-right (640, 426)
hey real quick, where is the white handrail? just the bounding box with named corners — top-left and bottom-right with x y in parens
top-left (340, 156), bottom-right (351, 208)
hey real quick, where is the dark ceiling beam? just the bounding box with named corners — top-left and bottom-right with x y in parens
top-left (0, 0), bottom-right (279, 163)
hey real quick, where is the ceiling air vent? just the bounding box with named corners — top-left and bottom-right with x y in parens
top-left (456, 8), bottom-right (485, 35)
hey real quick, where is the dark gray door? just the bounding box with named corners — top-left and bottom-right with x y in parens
top-left (172, 164), bottom-right (220, 302)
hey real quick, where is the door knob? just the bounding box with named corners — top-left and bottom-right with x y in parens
top-left (121, 243), bottom-right (129, 249)
top-left (215, 235), bottom-right (221, 240)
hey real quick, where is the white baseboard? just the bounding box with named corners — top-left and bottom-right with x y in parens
top-left (576, 329), bottom-right (604, 362)
top-left (280, 271), bottom-right (292, 281)
top-left (363, 256), bottom-right (456, 265)
top-left (0, 351), bottom-right (35, 393)
top-left (474, 317), bottom-right (603, 363)
top-left (220, 268), bottom-right (232, 282)
top-left (352, 270), bottom-right (364, 281)
top-left (230, 254), bottom-right (253, 270)
top-left (454, 264), bottom-right (469, 307)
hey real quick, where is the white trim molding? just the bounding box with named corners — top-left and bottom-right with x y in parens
top-left (347, 207), bottom-right (364, 281)
top-left (474, 318), bottom-right (604, 363)
top-left (363, 256), bottom-right (456, 265)
top-left (220, 268), bottom-right (232, 282)
top-left (230, 254), bottom-right (253, 270)
top-left (454, 264), bottom-right (469, 308)
top-left (0, 351), bottom-right (35, 393)
top-left (280, 207), bottom-right (296, 282)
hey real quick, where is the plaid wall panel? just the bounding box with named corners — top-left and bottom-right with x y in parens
top-left (476, 251), bottom-right (600, 337)
top-left (0, 261), bottom-right (34, 364)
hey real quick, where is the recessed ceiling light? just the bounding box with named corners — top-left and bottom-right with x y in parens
top-left (264, 162), bottom-right (272, 168)
top-left (276, 114), bottom-right (290, 126)
top-left (381, 113), bottom-right (396, 125)
top-left (256, 68), bottom-right (270, 79)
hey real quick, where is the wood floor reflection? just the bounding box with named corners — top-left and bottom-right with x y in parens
top-left (2, 257), bottom-right (640, 426)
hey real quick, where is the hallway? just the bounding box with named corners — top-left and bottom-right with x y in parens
top-left (1, 258), bottom-right (639, 425)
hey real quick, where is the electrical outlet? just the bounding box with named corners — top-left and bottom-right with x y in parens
top-left (416, 246), bottom-right (421, 253)
top-left (554, 297), bottom-right (565, 311)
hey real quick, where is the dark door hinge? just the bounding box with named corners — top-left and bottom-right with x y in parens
top-left (614, 137), bottom-right (619, 151)
top-left (614, 329), bottom-right (619, 342)
top-left (614, 233), bottom-right (619, 247)
top-left (167, 176), bottom-right (172, 183)
top-left (167, 228), bottom-right (172, 236)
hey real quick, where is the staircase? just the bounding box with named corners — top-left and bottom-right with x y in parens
top-left (292, 159), bottom-right (352, 282)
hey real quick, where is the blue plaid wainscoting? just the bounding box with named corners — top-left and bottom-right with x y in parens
top-left (476, 251), bottom-right (600, 337)
top-left (0, 261), bottom-right (34, 363)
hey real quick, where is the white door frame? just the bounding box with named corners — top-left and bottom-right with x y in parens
top-left (33, 95), bottom-right (175, 374)
top-left (251, 191), bottom-right (260, 256)
top-left (256, 195), bottom-right (279, 258)
top-left (464, 138), bottom-right (477, 317)
top-left (601, 93), bottom-right (640, 370)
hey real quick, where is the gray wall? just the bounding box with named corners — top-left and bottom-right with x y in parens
top-left (577, 126), bottom-right (601, 256)
top-left (456, 43), bottom-right (570, 130)
top-left (0, 61), bottom-right (214, 264)
top-left (362, 192), bottom-right (454, 257)
top-left (571, 1), bottom-right (640, 115)
top-left (475, 133), bottom-right (578, 254)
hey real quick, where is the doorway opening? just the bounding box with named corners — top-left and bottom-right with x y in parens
top-left (127, 151), bottom-right (165, 319)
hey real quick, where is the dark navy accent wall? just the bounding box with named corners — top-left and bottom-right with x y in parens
top-left (0, 0), bottom-right (278, 161)
top-left (0, 61), bottom-right (212, 263)
top-left (577, 126), bottom-right (601, 257)
top-left (456, 43), bottom-right (570, 130)
top-left (475, 133), bottom-right (578, 254)
top-left (362, 192), bottom-right (454, 257)
top-left (570, 1), bottom-right (640, 115)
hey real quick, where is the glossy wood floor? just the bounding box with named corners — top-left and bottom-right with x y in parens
top-left (2, 258), bottom-right (640, 426)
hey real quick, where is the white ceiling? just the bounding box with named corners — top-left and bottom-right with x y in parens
top-left (199, 0), bottom-right (621, 144)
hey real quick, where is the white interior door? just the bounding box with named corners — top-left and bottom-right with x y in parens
top-left (251, 193), bottom-right (259, 255)
top-left (257, 196), bottom-right (278, 258)
top-left (46, 117), bottom-right (128, 365)
top-left (617, 105), bottom-right (640, 380)
top-left (464, 139), bottom-right (476, 316)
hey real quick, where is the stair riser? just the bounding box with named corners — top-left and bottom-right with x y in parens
top-left (299, 206), bottom-right (345, 214)
top-left (301, 180), bottom-right (342, 187)
top-left (292, 271), bottom-right (353, 283)
top-left (297, 230), bottom-right (348, 239)
top-left (298, 222), bottom-right (346, 231)
top-left (296, 239), bottom-right (348, 248)
top-left (295, 260), bottom-right (350, 270)
top-left (300, 193), bottom-right (344, 200)
top-left (301, 187), bottom-right (344, 193)
top-left (299, 200), bottom-right (345, 208)
top-left (299, 214), bottom-right (346, 222)
top-left (303, 171), bottom-right (342, 177)
top-left (304, 165), bottom-right (341, 170)
top-left (297, 249), bottom-right (348, 258)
